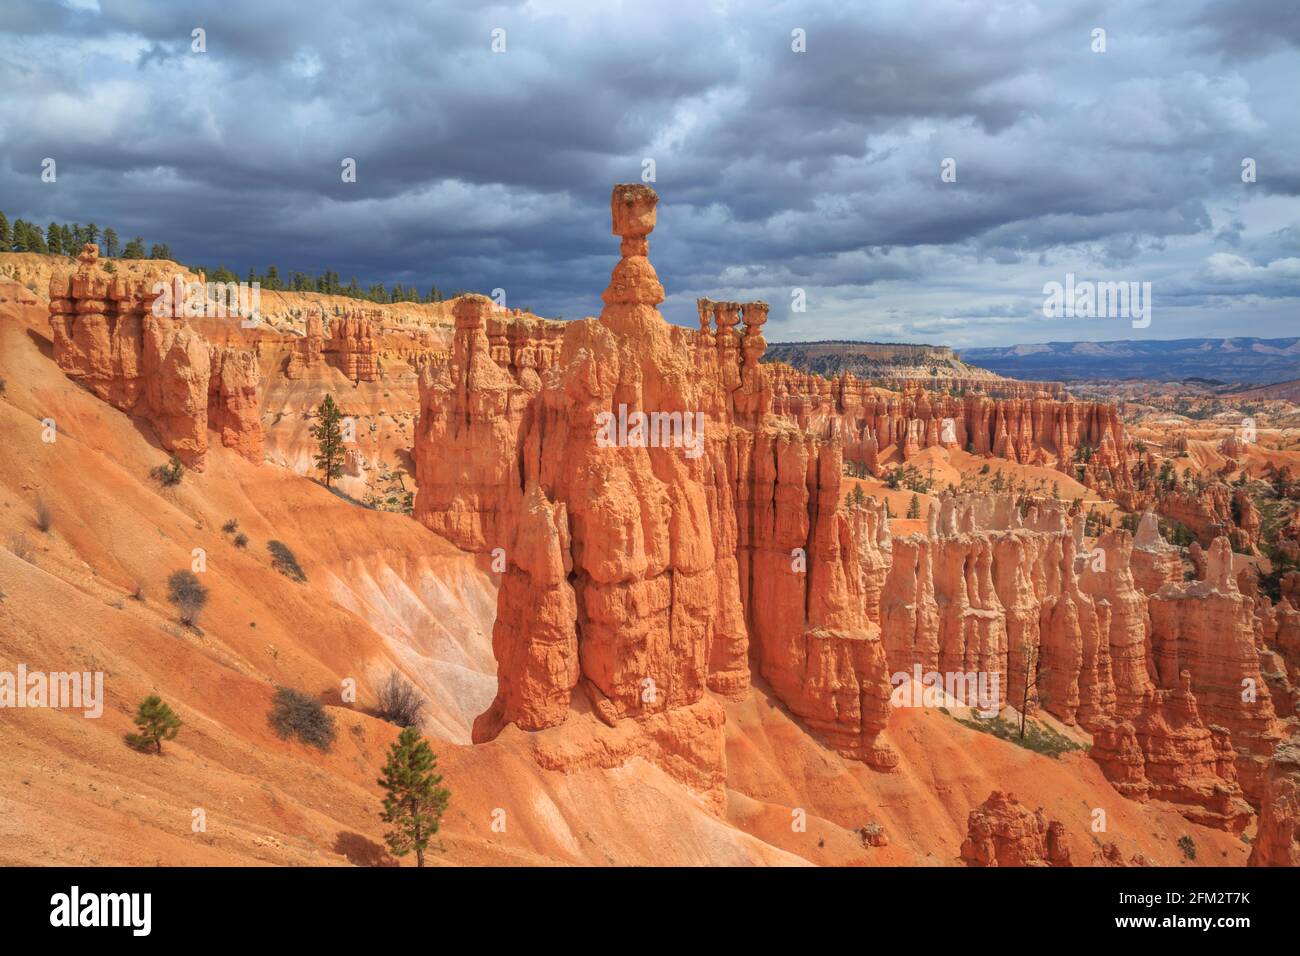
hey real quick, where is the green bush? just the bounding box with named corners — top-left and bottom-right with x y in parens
top-left (955, 714), bottom-right (1087, 759)
top-left (151, 455), bottom-right (185, 487)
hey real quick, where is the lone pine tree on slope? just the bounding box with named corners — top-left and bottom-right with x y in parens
top-left (126, 695), bottom-right (181, 755)
top-left (312, 394), bottom-right (345, 489)
top-left (378, 726), bottom-right (451, 867)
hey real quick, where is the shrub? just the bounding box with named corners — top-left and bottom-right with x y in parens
top-left (233, 532), bottom-right (249, 549)
top-left (221, 518), bottom-right (239, 534)
top-left (34, 496), bottom-right (53, 533)
top-left (0, 377), bottom-right (6, 395)
top-left (125, 695), bottom-right (181, 754)
top-left (954, 714), bottom-right (1087, 759)
top-left (1178, 835), bottom-right (1196, 861)
top-left (7, 533), bottom-right (35, 564)
top-left (268, 687), bottom-right (336, 751)
top-left (375, 671), bottom-right (425, 728)
top-left (268, 540), bottom-right (306, 582)
top-left (166, 569), bottom-right (208, 626)
top-left (151, 455), bottom-right (185, 487)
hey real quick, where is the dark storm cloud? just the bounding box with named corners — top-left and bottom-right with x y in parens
top-left (0, 0), bottom-right (1297, 346)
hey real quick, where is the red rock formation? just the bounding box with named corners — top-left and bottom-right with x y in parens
top-left (959, 791), bottom-right (1072, 867)
top-left (1092, 673), bottom-right (1252, 832)
top-left (284, 309), bottom-right (324, 379)
top-left (406, 186), bottom-right (1286, 832)
top-left (1249, 743), bottom-right (1300, 866)
top-left (208, 347), bottom-right (264, 461)
top-left (48, 244), bottom-right (263, 467)
top-left (412, 294), bottom-right (532, 553)
top-left (1130, 511), bottom-right (1184, 595)
top-left (419, 185), bottom-right (898, 780)
top-left (328, 308), bottom-right (380, 382)
top-left (764, 367), bottom-right (1131, 495)
top-left (1147, 538), bottom-right (1282, 802)
top-left (472, 486), bottom-right (578, 737)
top-left (1152, 483), bottom-right (1260, 553)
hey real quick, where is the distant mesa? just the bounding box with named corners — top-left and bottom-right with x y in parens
top-left (962, 337), bottom-right (1300, 385)
top-left (764, 340), bottom-right (1068, 400)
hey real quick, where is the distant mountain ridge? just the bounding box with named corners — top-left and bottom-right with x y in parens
top-left (764, 340), bottom-right (999, 380)
top-left (959, 337), bottom-right (1300, 384)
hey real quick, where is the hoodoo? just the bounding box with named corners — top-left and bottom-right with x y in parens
top-left (410, 186), bottom-right (1293, 830)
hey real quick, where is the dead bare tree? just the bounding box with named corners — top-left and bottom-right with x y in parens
top-left (1018, 641), bottom-right (1051, 739)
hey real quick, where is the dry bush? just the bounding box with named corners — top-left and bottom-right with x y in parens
top-left (34, 496), bottom-right (53, 533)
top-left (166, 569), bottom-right (208, 626)
top-left (7, 534), bottom-right (36, 564)
top-left (269, 687), bottom-right (336, 751)
top-left (268, 540), bottom-right (306, 582)
top-left (375, 671), bottom-right (425, 728)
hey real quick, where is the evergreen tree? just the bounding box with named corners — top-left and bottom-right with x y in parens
top-left (122, 236), bottom-right (146, 259)
top-left (46, 222), bottom-right (61, 255)
top-left (126, 694), bottom-right (182, 754)
top-left (26, 221), bottom-right (47, 253)
top-left (149, 242), bottom-right (172, 260)
top-left (377, 726), bottom-right (451, 867)
top-left (85, 223), bottom-right (98, 247)
top-left (0, 211), bottom-right (9, 250)
top-left (11, 220), bottom-right (45, 253)
top-left (906, 493), bottom-right (921, 519)
top-left (103, 227), bottom-right (120, 258)
top-left (311, 394), bottom-right (345, 489)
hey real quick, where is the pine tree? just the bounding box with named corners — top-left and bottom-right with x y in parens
top-left (906, 493), bottom-right (921, 519)
top-left (378, 726), bottom-right (450, 867)
top-left (311, 394), bottom-right (345, 488)
top-left (103, 227), bottom-right (120, 258)
top-left (126, 694), bottom-right (182, 754)
top-left (0, 212), bottom-right (10, 250)
top-left (122, 236), bottom-right (145, 259)
top-left (46, 222), bottom-right (61, 255)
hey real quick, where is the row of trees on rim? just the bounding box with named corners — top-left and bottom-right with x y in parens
top-left (0, 212), bottom-right (158, 259)
top-left (0, 210), bottom-right (455, 304)
top-left (125, 692), bottom-right (450, 866)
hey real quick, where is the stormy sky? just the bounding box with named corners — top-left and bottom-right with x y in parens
top-left (1, 0), bottom-right (1298, 348)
